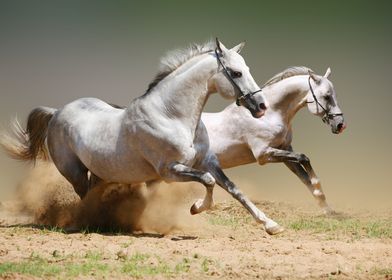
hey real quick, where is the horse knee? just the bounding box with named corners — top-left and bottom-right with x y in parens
top-left (299, 154), bottom-right (310, 164)
top-left (201, 172), bottom-right (215, 187)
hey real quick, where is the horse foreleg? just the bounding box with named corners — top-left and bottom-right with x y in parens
top-left (283, 161), bottom-right (334, 214)
top-left (190, 184), bottom-right (214, 215)
top-left (164, 163), bottom-right (215, 214)
top-left (206, 161), bottom-right (284, 235)
top-left (265, 147), bottom-right (334, 214)
top-left (284, 162), bottom-right (335, 214)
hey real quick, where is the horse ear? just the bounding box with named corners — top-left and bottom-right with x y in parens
top-left (309, 70), bottom-right (321, 84)
top-left (231, 41), bottom-right (245, 53)
top-left (324, 67), bottom-right (331, 78)
top-left (215, 38), bottom-right (228, 56)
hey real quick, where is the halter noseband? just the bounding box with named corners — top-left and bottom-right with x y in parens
top-left (307, 76), bottom-right (343, 124)
top-left (214, 49), bottom-right (262, 106)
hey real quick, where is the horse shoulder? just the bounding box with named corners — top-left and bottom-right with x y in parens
top-left (126, 112), bottom-right (198, 167)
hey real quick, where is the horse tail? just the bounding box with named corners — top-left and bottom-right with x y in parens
top-left (0, 106), bottom-right (57, 162)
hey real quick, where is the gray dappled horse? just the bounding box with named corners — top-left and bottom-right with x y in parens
top-left (1, 40), bottom-right (287, 235)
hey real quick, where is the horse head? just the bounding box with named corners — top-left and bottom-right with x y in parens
top-left (307, 67), bottom-right (346, 134)
top-left (210, 38), bottom-right (266, 118)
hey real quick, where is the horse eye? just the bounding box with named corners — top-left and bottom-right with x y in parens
top-left (231, 71), bottom-right (242, 78)
top-left (324, 95), bottom-right (331, 102)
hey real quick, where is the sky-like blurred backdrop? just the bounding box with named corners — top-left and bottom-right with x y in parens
top-left (0, 0), bottom-right (391, 209)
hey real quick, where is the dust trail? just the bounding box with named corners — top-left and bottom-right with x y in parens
top-left (0, 162), bottom-right (206, 234)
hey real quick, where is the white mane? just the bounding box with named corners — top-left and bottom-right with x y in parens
top-left (263, 66), bottom-right (314, 88)
top-left (145, 40), bottom-right (215, 93)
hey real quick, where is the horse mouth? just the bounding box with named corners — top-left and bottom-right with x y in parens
top-left (252, 110), bottom-right (265, 118)
top-left (332, 122), bottom-right (346, 134)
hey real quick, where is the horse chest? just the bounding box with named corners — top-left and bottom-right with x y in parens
top-left (256, 118), bottom-right (288, 146)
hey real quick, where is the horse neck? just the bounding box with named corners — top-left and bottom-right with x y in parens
top-left (142, 53), bottom-right (217, 132)
top-left (263, 75), bottom-right (310, 123)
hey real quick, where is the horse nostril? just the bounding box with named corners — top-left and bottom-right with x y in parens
top-left (337, 123), bottom-right (344, 132)
top-left (259, 103), bottom-right (267, 110)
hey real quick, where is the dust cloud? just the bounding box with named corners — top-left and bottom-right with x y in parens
top-left (1, 160), bottom-right (389, 235)
top-left (0, 162), bottom-right (206, 234)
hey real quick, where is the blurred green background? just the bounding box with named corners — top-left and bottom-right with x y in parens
top-left (0, 0), bottom-right (391, 209)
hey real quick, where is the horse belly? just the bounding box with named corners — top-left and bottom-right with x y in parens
top-left (213, 142), bottom-right (256, 169)
top-left (74, 131), bottom-right (159, 184)
top-left (86, 151), bottom-right (158, 184)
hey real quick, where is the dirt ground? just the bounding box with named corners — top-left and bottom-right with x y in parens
top-left (0, 163), bottom-right (391, 279)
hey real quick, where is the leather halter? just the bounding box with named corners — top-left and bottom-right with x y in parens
top-left (308, 76), bottom-right (343, 124)
top-left (215, 49), bottom-right (262, 106)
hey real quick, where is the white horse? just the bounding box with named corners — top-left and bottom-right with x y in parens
top-left (200, 66), bottom-right (346, 214)
top-left (1, 40), bottom-right (287, 235)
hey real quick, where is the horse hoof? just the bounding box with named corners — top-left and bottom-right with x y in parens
top-left (266, 225), bottom-right (285, 235)
top-left (190, 205), bottom-right (198, 215)
top-left (190, 199), bottom-right (203, 215)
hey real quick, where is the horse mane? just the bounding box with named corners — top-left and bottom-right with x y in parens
top-left (144, 40), bottom-right (215, 94)
top-left (263, 66), bottom-right (314, 88)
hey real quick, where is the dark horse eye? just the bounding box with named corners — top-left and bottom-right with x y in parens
top-left (231, 71), bottom-right (242, 79)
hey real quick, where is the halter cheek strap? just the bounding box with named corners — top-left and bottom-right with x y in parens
top-left (214, 49), bottom-right (262, 106)
top-left (307, 76), bottom-right (343, 124)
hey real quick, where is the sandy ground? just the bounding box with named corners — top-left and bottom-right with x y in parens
top-left (0, 163), bottom-right (391, 279)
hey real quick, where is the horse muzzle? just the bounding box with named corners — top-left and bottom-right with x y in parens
top-left (252, 102), bottom-right (267, 118)
top-left (333, 122), bottom-right (346, 134)
top-left (330, 116), bottom-right (346, 134)
top-left (237, 92), bottom-right (267, 119)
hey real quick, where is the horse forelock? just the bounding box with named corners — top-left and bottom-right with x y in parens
top-left (263, 66), bottom-right (314, 88)
top-left (144, 40), bottom-right (216, 94)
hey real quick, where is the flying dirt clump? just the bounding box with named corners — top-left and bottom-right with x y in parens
top-left (2, 162), bottom-right (205, 234)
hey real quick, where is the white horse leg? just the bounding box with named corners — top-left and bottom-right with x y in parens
top-left (163, 163), bottom-right (216, 214)
top-left (48, 124), bottom-right (91, 199)
top-left (59, 159), bottom-right (90, 199)
top-left (265, 147), bottom-right (334, 214)
top-left (190, 185), bottom-right (214, 215)
top-left (207, 165), bottom-right (284, 235)
top-left (284, 161), bottom-right (334, 215)
top-left (88, 172), bottom-right (104, 190)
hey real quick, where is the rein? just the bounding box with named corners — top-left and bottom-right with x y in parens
top-left (214, 49), bottom-right (262, 106)
top-left (307, 76), bottom-right (343, 124)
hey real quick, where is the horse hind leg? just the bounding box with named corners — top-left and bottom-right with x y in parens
top-left (52, 153), bottom-right (90, 199)
top-left (88, 172), bottom-right (104, 190)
